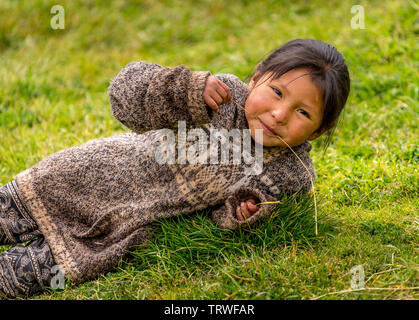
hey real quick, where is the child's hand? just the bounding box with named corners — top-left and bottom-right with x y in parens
top-left (204, 76), bottom-right (232, 111)
top-left (236, 198), bottom-right (259, 221)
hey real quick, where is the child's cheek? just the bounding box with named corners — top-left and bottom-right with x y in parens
top-left (245, 92), bottom-right (268, 116)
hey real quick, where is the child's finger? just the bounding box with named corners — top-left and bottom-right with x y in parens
top-left (215, 84), bottom-right (230, 104)
top-left (240, 202), bottom-right (251, 219)
top-left (247, 198), bottom-right (256, 204)
top-left (205, 97), bottom-right (219, 111)
top-left (236, 206), bottom-right (244, 221)
top-left (211, 90), bottom-right (224, 105)
top-left (246, 199), bottom-right (259, 213)
top-left (218, 81), bottom-right (232, 102)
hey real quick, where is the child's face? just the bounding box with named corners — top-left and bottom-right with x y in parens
top-left (245, 67), bottom-right (325, 147)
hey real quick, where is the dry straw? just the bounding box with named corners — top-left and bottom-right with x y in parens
top-left (231, 100), bottom-right (319, 235)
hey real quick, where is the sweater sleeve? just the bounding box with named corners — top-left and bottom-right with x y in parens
top-left (210, 186), bottom-right (278, 231)
top-left (108, 61), bottom-right (212, 134)
top-left (210, 141), bottom-right (316, 231)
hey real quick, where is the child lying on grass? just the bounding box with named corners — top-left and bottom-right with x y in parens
top-left (0, 38), bottom-right (350, 298)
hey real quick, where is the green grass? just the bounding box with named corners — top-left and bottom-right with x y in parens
top-left (0, 0), bottom-right (418, 300)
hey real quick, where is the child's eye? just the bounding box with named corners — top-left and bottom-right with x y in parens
top-left (272, 87), bottom-right (282, 98)
top-left (298, 109), bottom-right (310, 119)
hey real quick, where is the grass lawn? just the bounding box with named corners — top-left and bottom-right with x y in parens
top-left (0, 0), bottom-right (417, 300)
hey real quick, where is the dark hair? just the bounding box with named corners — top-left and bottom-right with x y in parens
top-left (246, 39), bottom-right (350, 154)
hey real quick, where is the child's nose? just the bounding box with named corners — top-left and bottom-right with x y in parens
top-left (271, 106), bottom-right (290, 124)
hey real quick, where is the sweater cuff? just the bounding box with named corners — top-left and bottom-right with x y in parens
top-left (187, 70), bottom-right (212, 124)
top-left (212, 187), bottom-right (278, 231)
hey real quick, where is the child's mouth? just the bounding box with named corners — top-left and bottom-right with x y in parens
top-left (259, 119), bottom-right (277, 136)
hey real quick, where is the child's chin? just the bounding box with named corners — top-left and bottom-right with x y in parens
top-left (252, 133), bottom-right (282, 147)
top-left (264, 137), bottom-right (292, 148)
top-left (264, 141), bottom-right (286, 147)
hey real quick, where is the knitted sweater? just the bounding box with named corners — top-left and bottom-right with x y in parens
top-left (14, 61), bottom-right (316, 284)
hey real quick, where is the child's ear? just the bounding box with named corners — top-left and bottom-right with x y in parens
top-left (248, 71), bottom-right (261, 91)
top-left (248, 63), bottom-right (262, 91)
top-left (307, 127), bottom-right (326, 141)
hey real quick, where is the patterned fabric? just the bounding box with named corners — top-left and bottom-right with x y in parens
top-left (0, 181), bottom-right (41, 244)
top-left (0, 237), bottom-right (55, 298)
top-left (14, 61), bottom-right (317, 286)
top-left (0, 181), bottom-right (55, 299)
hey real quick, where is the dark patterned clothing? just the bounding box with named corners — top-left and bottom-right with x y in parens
top-left (12, 61), bottom-right (316, 287)
top-left (0, 181), bottom-right (55, 299)
top-left (0, 180), bottom-right (41, 244)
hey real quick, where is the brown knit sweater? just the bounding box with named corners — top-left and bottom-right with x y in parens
top-left (15, 61), bottom-right (316, 284)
